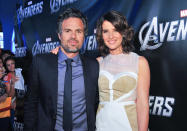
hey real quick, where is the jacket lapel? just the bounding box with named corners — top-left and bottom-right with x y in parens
top-left (80, 55), bottom-right (89, 110)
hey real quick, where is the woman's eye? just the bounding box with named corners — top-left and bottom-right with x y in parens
top-left (102, 30), bottom-right (108, 33)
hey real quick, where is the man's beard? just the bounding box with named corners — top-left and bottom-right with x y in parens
top-left (61, 43), bottom-right (80, 53)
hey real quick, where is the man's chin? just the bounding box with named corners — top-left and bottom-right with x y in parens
top-left (66, 48), bottom-right (80, 53)
top-left (69, 50), bottom-right (79, 53)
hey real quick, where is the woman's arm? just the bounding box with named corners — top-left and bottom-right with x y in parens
top-left (136, 56), bottom-right (150, 131)
top-left (4, 73), bottom-right (15, 97)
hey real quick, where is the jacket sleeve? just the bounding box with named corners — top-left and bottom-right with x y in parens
top-left (24, 56), bottom-right (39, 131)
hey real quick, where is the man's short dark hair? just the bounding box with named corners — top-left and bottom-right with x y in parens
top-left (57, 8), bottom-right (88, 36)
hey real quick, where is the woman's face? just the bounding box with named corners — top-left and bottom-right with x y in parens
top-left (6, 59), bottom-right (15, 72)
top-left (102, 20), bottom-right (123, 54)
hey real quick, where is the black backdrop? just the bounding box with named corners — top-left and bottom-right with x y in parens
top-left (14, 0), bottom-right (187, 130)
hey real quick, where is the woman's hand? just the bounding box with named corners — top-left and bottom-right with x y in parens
top-left (51, 46), bottom-right (60, 55)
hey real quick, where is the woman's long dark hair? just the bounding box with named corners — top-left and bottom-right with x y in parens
top-left (4, 56), bottom-right (16, 73)
top-left (96, 10), bottom-right (134, 56)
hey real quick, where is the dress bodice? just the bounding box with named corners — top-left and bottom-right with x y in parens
top-left (98, 52), bottom-right (139, 103)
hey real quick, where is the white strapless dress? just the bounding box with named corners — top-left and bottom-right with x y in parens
top-left (96, 53), bottom-right (139, 131)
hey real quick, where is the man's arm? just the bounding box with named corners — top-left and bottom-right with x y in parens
top-left (24, 56), bottom-right (39, 131)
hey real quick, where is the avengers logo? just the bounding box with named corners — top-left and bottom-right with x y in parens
top-left (139, 16), bottom-right (187, 51)
top-left (50, 0), bottom-right (61, 13)
top-left (50, 0), bottom-right (78, 14)
top-left (16, 1), bottom-right (43, 23)
top-left (32, 40), bottom-right (60, 56)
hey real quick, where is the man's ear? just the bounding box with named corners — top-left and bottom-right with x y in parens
top-left (58, 33), bottom-right (61, 41)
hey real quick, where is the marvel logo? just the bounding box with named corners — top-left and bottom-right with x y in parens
top-left (180, 9), bottom-right (187, 18)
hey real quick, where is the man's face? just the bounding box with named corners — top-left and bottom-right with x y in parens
top-left (58, 17), bottom-right (85, 54)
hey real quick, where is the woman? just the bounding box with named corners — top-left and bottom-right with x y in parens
top-left (0, 56), bottom-right (15, 131)
top-left (95, 11), bottom-right (150, 131)
top-left (3, 56), bottom-right (17, 100)
top-left (0, 57), bottom-right (8, 103)
top-left (4, 56), bottom-right (25, 130)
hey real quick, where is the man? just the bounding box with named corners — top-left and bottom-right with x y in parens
top-left (24, 8), bottom-right (99, 131)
